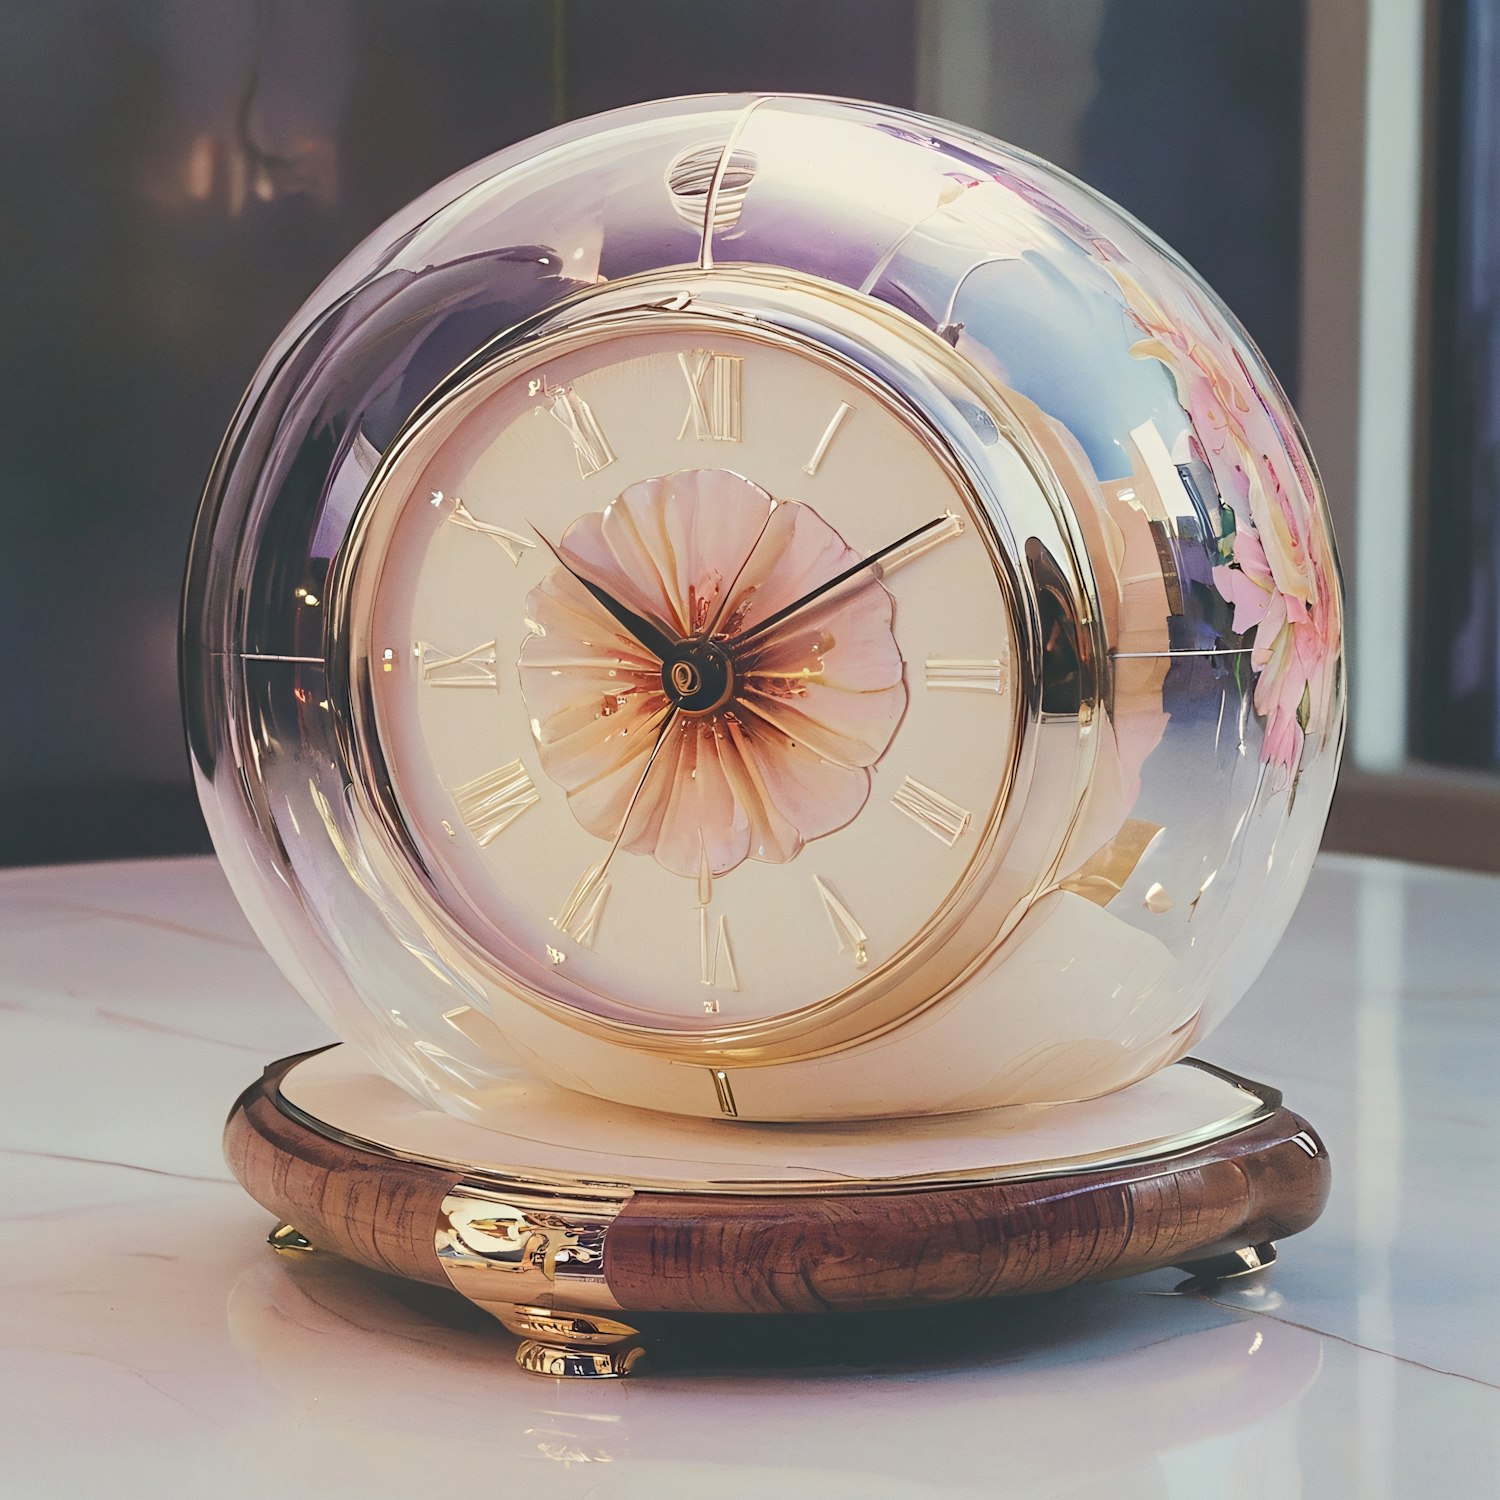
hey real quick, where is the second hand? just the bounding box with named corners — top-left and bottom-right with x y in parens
top-left (557, 703), bottom-right (681, 934)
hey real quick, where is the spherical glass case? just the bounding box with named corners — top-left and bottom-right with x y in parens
top-left (183, 95), bottom-right (1345, 1123)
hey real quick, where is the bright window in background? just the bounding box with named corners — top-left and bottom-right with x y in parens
top-left (1421, 0), bottom-right (1500, 768)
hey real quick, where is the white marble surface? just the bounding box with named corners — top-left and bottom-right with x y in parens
top-left (2, 853), bottom-right (1497, 1497)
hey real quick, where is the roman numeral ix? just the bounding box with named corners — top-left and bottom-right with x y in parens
top-left (416, 639), bottom-right (498, 689)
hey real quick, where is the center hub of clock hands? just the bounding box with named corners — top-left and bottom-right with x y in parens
top-left (661, 635), bottom-right (735, 715)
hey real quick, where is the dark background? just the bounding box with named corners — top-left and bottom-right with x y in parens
top-left (0, 0), bottom-right (1306, 867)
top-left (1420, 0), bottom-right (1500, 767)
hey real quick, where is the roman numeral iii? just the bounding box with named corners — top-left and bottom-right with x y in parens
top-left (925, 656), bottom-right (1007, 694)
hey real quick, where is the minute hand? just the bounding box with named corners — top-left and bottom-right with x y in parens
top-left (531, 526), bottom-right (680, 662)
top-left (730, 515), bottom-right (950, 648)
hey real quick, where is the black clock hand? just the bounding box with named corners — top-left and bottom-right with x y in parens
top-left (729, 514), bottom-right (951, 648)
top-left (531, 525), bottom-right (680, 662)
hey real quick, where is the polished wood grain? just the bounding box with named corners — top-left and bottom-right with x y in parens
top-left (224, 1051), bottom-right (456, 1287)
top-left (603, 1109), bottom-right (1329, 1314)
top-left (225, 1054), bottom-right (1329, 1315)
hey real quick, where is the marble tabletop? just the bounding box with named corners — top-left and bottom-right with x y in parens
top-left (2, 852), bottom-right (1497, 1497)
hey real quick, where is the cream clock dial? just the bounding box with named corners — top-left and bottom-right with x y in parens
top-left (354, 322), bottom-right (1018, 1035)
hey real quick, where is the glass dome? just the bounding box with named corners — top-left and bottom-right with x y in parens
top-left (183, 95), bottom-right (1344, 1121)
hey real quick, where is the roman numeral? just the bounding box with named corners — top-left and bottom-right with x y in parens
top-left (554, 862), bottom-right (610, 948)
top-left (696, 836), bottom-right (713, 909)
top-left (415, 639), bottom-right (498, 689)
top-left (699, 910), bottom-right (740, 992)
top-left (803, 401), bottom-right (854, 476)
top-left (875, 510), bottom-right (964, 577)
top-left (924, 656), bottom-right (1007, 694)
top-left (450, 760), bottom-right (539, 846)
top-left (891, 776), bottom-right (971, 846)
top-left (677, 350), bottom-right (743, 442)
top-left (433, 491), bottom-right (535, 565)
top-left (814, 876), bottom-right (869, 967)
top-left (536, 382), bottom-right (616, 478)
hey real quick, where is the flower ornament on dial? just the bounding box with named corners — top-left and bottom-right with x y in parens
top-left (519, 469), bottom-right (909, 879)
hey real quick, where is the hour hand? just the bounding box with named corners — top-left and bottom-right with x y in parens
top-left (531, 526), bottom-right (680, 662)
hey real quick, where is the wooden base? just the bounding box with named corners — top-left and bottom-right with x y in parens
top-left (225, 1050), bottom-right (1330, 1377)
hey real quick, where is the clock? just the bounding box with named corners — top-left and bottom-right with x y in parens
top-left (184, 95), bottom-right (1344, 1126)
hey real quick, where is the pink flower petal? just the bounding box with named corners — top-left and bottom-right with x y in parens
top-left (988, 160), bottom-right (1343, 774)
top-left (719, 716), bottom-right (871, 862)
top-left (738, 681), bottom-right (905, 769)
top-left (718, 501), bottom-right (859, 637)
top-left (1211, 561), bottom-right (1273, 636)
top-left (559, 705), bottom-right (674, 840)
top-left (561, 470), bottom-right (776, 636)
top-left (520, 471), bottom-right (908, 878)
top-left (1232, 526), bottom-right (1274, 584)
top-left (1251, 590), bottom-right (1288, 674)
top-left (622, 720), bottom-right (751, 878)
top-left (1261, 702), bottom-right (1304, 770)
top-left (746, 580), bottom-right (902, 691)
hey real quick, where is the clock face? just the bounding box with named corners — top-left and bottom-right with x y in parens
top-left (351, 319), bottom-right (1019, 1038)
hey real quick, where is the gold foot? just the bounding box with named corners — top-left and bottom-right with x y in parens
top-left (493, 1305), bottom-right (646, 1379)
top-left (268, 1222), bottom-right (317, 1254)
top-left (1176, 1241), bottom-right (1276, 1283)
top-left (515, 1340), bottom-right (646, 1378)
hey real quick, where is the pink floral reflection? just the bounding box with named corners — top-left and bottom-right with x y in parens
top-left (518, 470), bottom-right (907, 878)
top-left (1110, 265), bottom-right (1342, 774)
top-left (975, 162), bottom-right (1343, 776)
